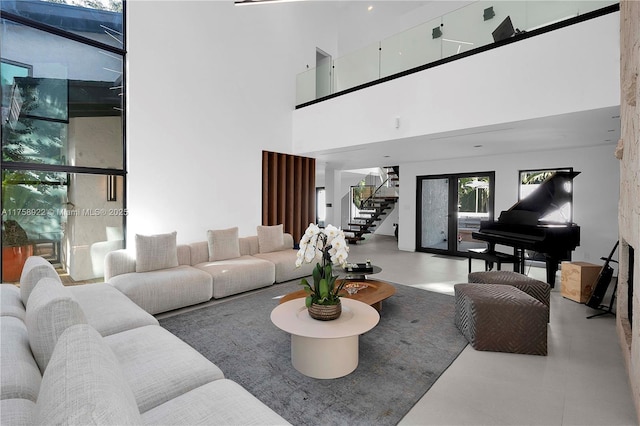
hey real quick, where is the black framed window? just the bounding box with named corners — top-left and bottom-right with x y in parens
top-left (1, 1), bottom-right (126, 282)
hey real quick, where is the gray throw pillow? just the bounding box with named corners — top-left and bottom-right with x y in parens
top-left (207, 227), bottom-right (241, 261)
top-left (135, 232), bottom-right (179, 272)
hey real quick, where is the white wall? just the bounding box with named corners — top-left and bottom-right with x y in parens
top-left (292, 11), bottom-right (620, 153)
top-left (400, 144), bottom-right (620, 264)
top-left (126, 1), bottom-right (337, 243)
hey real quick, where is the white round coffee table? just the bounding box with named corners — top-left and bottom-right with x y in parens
top-left (270, 298), bottom-right (380, 379)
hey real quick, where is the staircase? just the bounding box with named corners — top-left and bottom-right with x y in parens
top-left (346, 166), bottom-right (399, 244)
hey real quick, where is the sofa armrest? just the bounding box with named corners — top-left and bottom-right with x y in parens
top-left (90, 240), bottom-right (124, 278)
top-left (104, 249), bottom-right (136, 281)
top-left (283, 233), bottom-right (294, 249)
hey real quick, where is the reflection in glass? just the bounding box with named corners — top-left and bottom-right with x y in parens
top-left (0, 0), bottom-right (124, 48)
top-left (1, 18), bottom-right (123, 169)
top-left (1, 0), bottom-right (126, 282)
top-left (519, 169), bottom-right (573, 223)
top-left (457, 176), bottom-right (490, 252)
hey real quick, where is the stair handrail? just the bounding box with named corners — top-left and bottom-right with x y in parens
top-left (359, 177), bottom-right (392, 209)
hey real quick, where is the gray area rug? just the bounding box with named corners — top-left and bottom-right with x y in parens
top-left (159, 281), bottom-right (468, 426)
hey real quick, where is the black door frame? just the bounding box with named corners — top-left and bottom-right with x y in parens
top-left (416, 171), bottom-right (495, 257)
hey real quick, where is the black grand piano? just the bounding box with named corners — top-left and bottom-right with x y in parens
top-left (472, 171), bottom-right (581, 287)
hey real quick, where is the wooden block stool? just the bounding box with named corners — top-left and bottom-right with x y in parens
top-left (454, 284), bottom-right (548, 355)
top-left (468, 270), bottom-right (550, 322)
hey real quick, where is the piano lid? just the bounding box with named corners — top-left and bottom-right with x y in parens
top-left (499, 171), bottom-right (580, 224)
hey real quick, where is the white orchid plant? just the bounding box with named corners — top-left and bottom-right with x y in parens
top-left (295, 224), bottom-right (349, 307)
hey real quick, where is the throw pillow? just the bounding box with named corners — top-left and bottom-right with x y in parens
top-left (35, 324), bottom-right (142, 425)
top-left (257, 224), bottom-right (284, 254)
top-left (135, 232), bottom-right (179, 272)
top-left (207, 227), bottom-right (241, 261)
top-left (25, 278), bottom-right (88, 373)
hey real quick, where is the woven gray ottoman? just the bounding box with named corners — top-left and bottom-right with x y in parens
top-left (454, 284), bottom-right (548, 355)
top-left (468, 270), bottom-right (550, 322)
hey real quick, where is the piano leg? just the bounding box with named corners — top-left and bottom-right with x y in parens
top-left (517, 248), bottom-right (525, 273)
top-left (545, 256), bottom-right (559, 288)
top-left (511, 247), bottom-right (525, 273)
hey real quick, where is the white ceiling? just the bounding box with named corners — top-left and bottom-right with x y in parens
top-left (304, 106), bottom-right (621, 171)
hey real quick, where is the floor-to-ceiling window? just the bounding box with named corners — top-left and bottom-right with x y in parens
top-left (416, 172), bottom-right (495, 256)
top-left (1, 0), bottom-right (125, 282)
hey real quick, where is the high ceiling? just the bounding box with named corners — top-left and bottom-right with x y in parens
top-left (304, 106), bottom-right (621, 171)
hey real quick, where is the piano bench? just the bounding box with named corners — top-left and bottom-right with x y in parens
top-left (454, 283), bottom-right (547, 356)
top-left (468, 270), bottom-right (550, 322)
top-left (466, 248), bottom-right (519, 274)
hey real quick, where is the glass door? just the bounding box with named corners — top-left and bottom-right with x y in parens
top-left (456, 175), bottom-right (492, 252)
top-left (417, 172), bottom-right (494, 256)
top-left (418, 177), bottom-right (451, 251)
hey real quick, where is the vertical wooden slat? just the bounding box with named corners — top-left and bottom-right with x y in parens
top-left (286, 156), bottom-right (295, 237)
top-left (301, 156), bottom-right (309, 241)
top-left (276, 154), bottom-right (284, 226)
top-left (307, 158), bottom-right (315, 228)
top-left (293, 158), bottom-right (308, 240)
top-left (271, 153), bottom-right (279, 225)
top-left (262, 151), bottom-right (269, 226)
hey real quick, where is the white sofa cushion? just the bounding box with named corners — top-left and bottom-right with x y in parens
top-left (135, 231), bottom-right (179, 272)
top-left (69, 283), bottom-right (159, 336)
top-left (104, 325), bottom-right (225, 413)
top-left (19, 256), bottom-right (60, 306)
top-left (207, 227), bottom-right (240, 261)
top-left (253, 249), bottom-right (315, 283)
top-left (195, 256), bottom-right (275, 299)
top-left (257, 224), bottom-right (285, 253)
top-left (1, 399), bottom-right (35, 426)
top-left (1, 284), bottom-right (25, 320)
top-left (142, 379), bottom-right (290, 425)
top-left (35, 324), bottom-right (142, 425)
top-left (25, 278), bottom-right (87, 372)
top-left (108, 265), bottom-right (213, 315)
top-left (0, 317), bottom-right (42, 402)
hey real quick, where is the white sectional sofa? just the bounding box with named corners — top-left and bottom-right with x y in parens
top-left (105, 226), bottom-right (314, 313)
top-left (0, 256), bottom-right (289, 425)
top-left (105, 241), bottom-right (215, 315)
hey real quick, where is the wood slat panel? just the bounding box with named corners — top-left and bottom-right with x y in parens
top-left (262, 150), bottom-right (315, 243)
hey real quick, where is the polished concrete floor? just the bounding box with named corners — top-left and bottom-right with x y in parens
top-left (347, 234), bottom-right (638, 426)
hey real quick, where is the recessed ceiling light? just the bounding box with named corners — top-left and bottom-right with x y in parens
top-left (612, 115), bottom-right (620, 119)
top-left (473, 144), bottom-right (483, 148)
top-left (607, 129), bottom-right (615, 132)
top-left (367, 5), bottom-right (373, 11)
top-left (384, 155), bottom-right (390, 158)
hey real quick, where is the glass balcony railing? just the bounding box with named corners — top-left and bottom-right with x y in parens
top-left (296, 0), bottom-right (618, 107)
